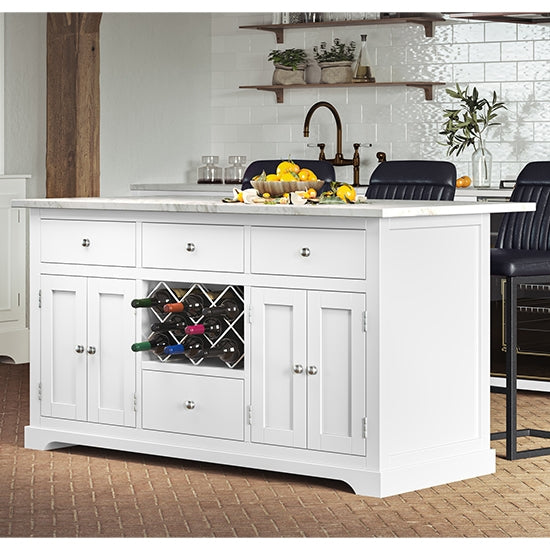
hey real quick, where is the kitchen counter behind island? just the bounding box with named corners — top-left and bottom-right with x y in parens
top-left (13, 196), bottom-right (534, 497)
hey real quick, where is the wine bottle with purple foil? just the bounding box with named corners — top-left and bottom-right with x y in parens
top-left (131, 332), bottom-right (175, 355)
top-left (131, 288), bottom-right (186, 314)
top-left (203, 337), bottom-right (242, 367)
top-left (150, 313), bottom-right (190, 337)
top-left (163, 336), bottom-right (205, 360)
top-left (184, 316), bottom-right (223, 340)
top-left (163, 292), bottom-right (205, 317)
top-left (201, 297), bottom-right (241, 321)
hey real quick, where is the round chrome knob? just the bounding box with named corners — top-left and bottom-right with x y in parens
top-left (293, 364), bottom-right (304, 374)
top-left (300, 247), bottom-right (311, 258)
top-left (87, 346), bottom-right (96, 355)
top-left (82, 238), bottom-right (90, 247)
top-left (186, 242), bottom-right (196, 252)
top-left (307, 365), bottom-right (318, 375)
top-left (75, 345), bottom-right (85, 354)
top-left (184, 400), bottom-right (196, 410)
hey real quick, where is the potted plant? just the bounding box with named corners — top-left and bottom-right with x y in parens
top-left (439, 84), bottom-right (506, 188)
top-left (268, 48), bottom-right (308, 85)
top-left (313, 38), bottom-right (356, 84)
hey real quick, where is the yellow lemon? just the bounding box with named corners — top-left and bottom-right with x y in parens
top-left (276, 160), bottom-right (300, 176)
top-left (298, 168), bottom-right (318, 181)
top-left (265, 173), bottom-right (279, 181)
top-left (336, 184), bottom-right (356, 203)
top-left (280, 171), bottom-right (299, 181)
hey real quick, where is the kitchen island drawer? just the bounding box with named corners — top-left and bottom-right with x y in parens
top-left (250, 226), bottom-right (366, 279)
top-left (142, 223), bottom-right (244, 272)
top-left (41, 219), bottom-right (136, 266)
top-left (142, 370), bottom-right (244, 441)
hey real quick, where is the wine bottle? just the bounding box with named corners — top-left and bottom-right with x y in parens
top-left (164, 336), bottom-right (205, 359)
top-left (150, 313), bottom-right (190, 335)
top-left (163, 292), bottom-right (205, 316)
top-left (184, 316), bottom-right (223, 340)
top-left (201, 298), bottom-right (241, 321)
top-left (131, 288), bottom-right (186, 312)
top-left (131, 332), bottom-right (174, 354)
top-left (204, 337), bottom-right (242, 366)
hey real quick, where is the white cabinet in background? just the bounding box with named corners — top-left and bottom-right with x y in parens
top-left (0, 176), bottom-right (30, 364)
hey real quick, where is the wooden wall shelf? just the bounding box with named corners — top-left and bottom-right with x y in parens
top-left (239, 15), bottom-right (446, 42)
top-left (239, 81), bottom-right (445, 103)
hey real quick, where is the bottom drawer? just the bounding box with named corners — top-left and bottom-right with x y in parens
top-left (142, 370), bottom-right (244, 441)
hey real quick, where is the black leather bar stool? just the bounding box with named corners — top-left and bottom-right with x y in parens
top-left (366, 160), bottom-right (456, 200)
top-left (240, 159), bottom-right (335, 191)
top-left (491, 161), bottom-right (550, 459)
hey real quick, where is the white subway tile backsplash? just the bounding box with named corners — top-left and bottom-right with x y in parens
top-left (209, 13), bottom-right (550, 180)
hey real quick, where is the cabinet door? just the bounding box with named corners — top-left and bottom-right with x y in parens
top-left (307, 291), bottom-right (366, 456)
top-left (250, 287), bottom-right (307, 448)
top-left (87, 278), bottom-right (136, 427)
top-left (40, 275), bottom-right (88, 421)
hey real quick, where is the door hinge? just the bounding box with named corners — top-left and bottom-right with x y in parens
top-left (38, 383), bottom-right (42, 401)
top-left (247, 405), bottom-right (252, 425)
top-left (362, 417), bottom-right (367, 438)
top-left (133, 393), bottom-right (137, 412)
top-left (38, 290), bottom-right (42, 309)
top-left (362, 311), bottom-right (367, 332)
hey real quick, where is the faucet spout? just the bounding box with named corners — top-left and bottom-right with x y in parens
top-left (303, 101), bottom-right (361, 185)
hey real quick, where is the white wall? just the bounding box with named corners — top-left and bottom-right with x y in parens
top-left (211, 13), bottom-right (550, 186)
top-left (100, 13), bottom-right (212, 196)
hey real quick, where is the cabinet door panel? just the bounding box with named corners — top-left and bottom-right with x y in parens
top-left (250, 287), bottom-right (307, 448)
top-left (307, 291), bottom-right (366, 456)
top-left (40, 275), bottom-right (87, 420)
top-left (87, 278), bottom-right (136, 427)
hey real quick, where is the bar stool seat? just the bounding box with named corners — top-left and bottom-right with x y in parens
top-left (490, 161), bottom-right (550, 460)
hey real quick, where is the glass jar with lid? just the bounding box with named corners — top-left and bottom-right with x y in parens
top-left (224, 156), bottom-right (247, 185)
top-left (197, 156), bottom-right (223, 184)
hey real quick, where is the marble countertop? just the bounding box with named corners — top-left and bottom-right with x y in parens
top-left (11, 196), bottom-right (535, 219)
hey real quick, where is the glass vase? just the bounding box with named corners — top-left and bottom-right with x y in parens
top-left (472, 145), bottom-right (492, 188)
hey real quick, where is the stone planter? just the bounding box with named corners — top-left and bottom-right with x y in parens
top-left (272, 64), bottom-right (306, 86)
top-left (319, 61), bottom-right (353, 84)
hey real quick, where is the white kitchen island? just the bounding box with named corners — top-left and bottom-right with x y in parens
top-left (13, 196), bottom-right (534, 497)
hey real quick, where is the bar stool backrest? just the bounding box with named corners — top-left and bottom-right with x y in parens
top-left (495, 162), bottom-right (550, 251)
top-left (366, 160), bottom-right (456, 201)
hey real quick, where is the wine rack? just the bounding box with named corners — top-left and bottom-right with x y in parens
top-left (139, 281), bottom-right (245, 369)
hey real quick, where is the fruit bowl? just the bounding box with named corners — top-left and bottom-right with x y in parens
top-left (250, 179), bottom-right (325, 196)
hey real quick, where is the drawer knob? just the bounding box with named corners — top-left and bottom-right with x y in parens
top-left (300, 247), bottom-right (311, 257)
top-left (184, 400), bottom-right (196, 410)
top-left (307, 365), bottom-right (318, 375)
top-left (82, 238), bottom-right (91, 247)
top-left (87, 346), bottom-right (96, 355)
top-left (186, 242), bottom-right (196, 252)
top-left (75, 345), bottom-right (85, 354)
top-left (293, 364), bottom-right (304, 374)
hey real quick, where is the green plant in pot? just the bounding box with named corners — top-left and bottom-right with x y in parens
top-left (268, 48), bottom-right (308, 85)
top-left (313, 38), bottom-right (356, 84)
top-left (439, 84), bottom-right (506, 188)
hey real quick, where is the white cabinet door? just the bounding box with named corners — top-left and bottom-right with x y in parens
top-left (40, 275), bottom-right (88, 421)
top-left (250, 287), bottom-right (366, 456)
top-left (87, 278), bottom-right (136, 427)
top-left (307, 291), bottom-right (366, 456)
top-left (250, 287), bottom-right (307, 448)
top-left (40, 275), bottom-right (136, 427)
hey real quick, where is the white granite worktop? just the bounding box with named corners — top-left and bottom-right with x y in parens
top-left (11, 196), bottom-right (535, 218)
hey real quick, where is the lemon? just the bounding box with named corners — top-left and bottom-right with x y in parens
top-left (265, 173), bottom-right (279, 181)
top-left (336, 184), bottom-right (356, 203)
top-left (280, 171), bottom-right (299, 181)
top-left (276, 160), bottom-right (300, 176)
top-left (298, 168), bottom-right (317, 181)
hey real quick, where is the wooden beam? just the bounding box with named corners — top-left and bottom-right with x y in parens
top-left (46, 13), bottom-right (102, 198)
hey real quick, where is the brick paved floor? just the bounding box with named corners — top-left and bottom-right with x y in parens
top-left (3, 362), bottom-right (550, 537)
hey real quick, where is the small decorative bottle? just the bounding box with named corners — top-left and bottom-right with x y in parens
top-left (224, 156), bottom-right (247, 185)
top-left (197, 156), bottom-right (223, 184)
top-left (353, 34), bottom-right (375, 83)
